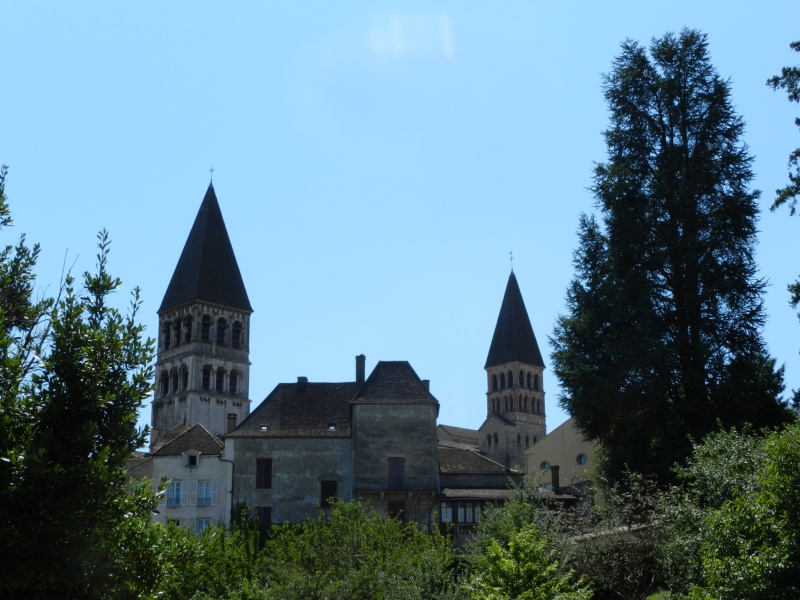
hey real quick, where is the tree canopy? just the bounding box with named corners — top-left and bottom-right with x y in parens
top-left (0, 166), bottom-right (158, 599)
top-left (551, 30), bottom-right (790, 483)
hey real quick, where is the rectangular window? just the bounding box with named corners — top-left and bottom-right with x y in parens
top-left (197, 480), bottom-right (219, 506)
top-left (256, 506), bottom-right (272, 525)
top-left (388, 500), bottom-right (406, 522)
top-left (440, 501), bottom-right (454, 523)
top-left (166, 481), bottom-right (182, 506)
top-left (320, 480), bottom-right (338, 508)
top-left (387, 456), bottom-right (405, 490)
top-left (457, 501), bottom-right (481, 524)
top-left (196, 518), bottom-right (211, 533)
top-left (256, 458), bottom-right (272, 489)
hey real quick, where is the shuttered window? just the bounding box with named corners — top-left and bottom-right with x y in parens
top-left (256, 458), bottom-right (272, 489)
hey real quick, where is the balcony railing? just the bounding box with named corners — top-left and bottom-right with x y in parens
top-left (354, 477), bottom-right (437, 492)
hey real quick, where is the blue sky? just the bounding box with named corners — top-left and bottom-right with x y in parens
top-left (2, 3), bottom-right (799, 434)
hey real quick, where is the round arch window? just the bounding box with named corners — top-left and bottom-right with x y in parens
top-left (576, 453), bottom-right (588, 465)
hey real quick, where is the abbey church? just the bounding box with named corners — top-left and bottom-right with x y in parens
top-left (136, 183), bottom-right (550, 535)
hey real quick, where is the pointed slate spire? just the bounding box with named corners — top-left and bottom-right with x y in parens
top-left (485, 272), bottom-right (543, 368)
top-left (159, 183), bottom-right (252, 313)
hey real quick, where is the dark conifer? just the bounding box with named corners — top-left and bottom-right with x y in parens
top-left (552, 30), bottom-right (790, 483)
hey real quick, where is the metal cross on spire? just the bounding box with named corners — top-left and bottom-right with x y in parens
top-left (509, 251), bottom-right (514, 272)
top-left (209, 166), bottom-right (215, 182)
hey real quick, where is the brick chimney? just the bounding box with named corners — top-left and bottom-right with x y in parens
top-left (297, 376), bottom-right (308, 394)
top-left (356, 354), bottom-right (366, 386)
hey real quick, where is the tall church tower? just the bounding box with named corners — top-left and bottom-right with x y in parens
top-left (150, 183), bottom-right (253, 446)
top-left (479, 271), bottom-right (546, 470)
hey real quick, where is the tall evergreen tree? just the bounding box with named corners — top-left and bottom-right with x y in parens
top-left (768, 40), bottom-right (800, 216)
top-left (551, 30), bottom-right (790, 483)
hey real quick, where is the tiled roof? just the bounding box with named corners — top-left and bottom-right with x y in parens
top-left (151, 423), bottom-right (224, 456)
top-left (159, 183), bottom-right (252, 313)
top-left (441, 488), bottom-right (575, 501)
top-left (150, 422), bottom-right (192, 453)
top-left (441, 488), bottom-right (516, 499)
top-left (352, 361), bottom-right (438, 404)
top-left (439, 446), bottom-right (514, 474)
top-left (485, 272), bottom-right (544, 368)
top-left (480, 413), bottom-right (516, 428)
top-left (438, 439), bottom-right (480, 452)
top-left (230, 381), bottom-right (359, 437)
top-left (438, 424), bottom-right (480, 444)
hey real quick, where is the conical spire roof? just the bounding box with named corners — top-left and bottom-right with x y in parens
top-left (485, 272), bottom-right (543, 368)
top-left (159, 183), bottom-right (252, 313)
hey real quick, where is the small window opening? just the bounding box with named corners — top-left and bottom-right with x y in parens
top-left (216, 318), bottom-right (227, 346)
top-left (229, 370), bottom-right (239, 396)
top-left (202, 366), bottom-right (212, 391)
top-left (232, 321), bottom-right (242, 349)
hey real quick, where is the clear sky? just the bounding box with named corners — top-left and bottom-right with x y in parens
top-left (2, 3), bottom-right (799, 435)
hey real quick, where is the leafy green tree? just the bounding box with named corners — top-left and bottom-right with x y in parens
top-left (0, 167), bottom-right (157, 599)
top-left (465, 525), bottom-right (592, 600)
top-left (551, 30), bottom-right (789, 484)
top-left (259, 500), bottom-right (458, 600)
top-left (659, 427), bottom-right (768, 595)
top-left (676, 423), bottom-right (800, 600)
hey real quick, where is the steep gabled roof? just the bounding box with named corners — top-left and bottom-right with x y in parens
top-left (151, 423), bottom-right (224, 456)
top-left (352, 361), bottom-right (438, 404)
top-left (485, 271), bottom-right (544, 368)
top-left (229, 381), bottom-right (358, 438)
top-left (438, 446), bottom-right (512, 475)
top-left (159, 183), bottom-right (252, 313)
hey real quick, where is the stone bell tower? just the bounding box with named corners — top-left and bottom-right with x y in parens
top-left (150, 183), bottom-right (253, 446)
top-left (479, 271), bottom-right (546, 470)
